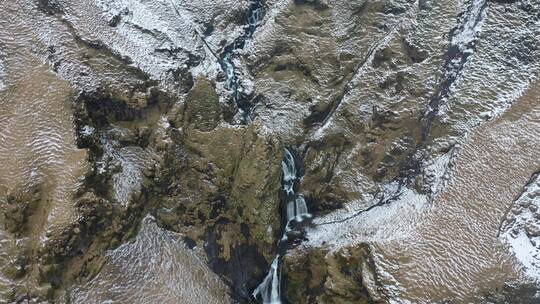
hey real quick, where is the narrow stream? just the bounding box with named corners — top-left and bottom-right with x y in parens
top-left (202, 1), bottom-right (301, 301)
top-left (219, 1), bottom-right (265, 123)
top-left (173, 1), bottom-right (306, 302)
top-left (253, 148), bottom-right (311, 304)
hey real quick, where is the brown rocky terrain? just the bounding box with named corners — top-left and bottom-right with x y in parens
top-left (0, 0), bottom-right (539, 303)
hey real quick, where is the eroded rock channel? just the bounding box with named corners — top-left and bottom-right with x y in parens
top-left (0, 0), bottom-right (539, 303)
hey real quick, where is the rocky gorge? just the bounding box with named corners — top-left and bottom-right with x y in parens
top-left (0, 0), bottom-right (539, 303)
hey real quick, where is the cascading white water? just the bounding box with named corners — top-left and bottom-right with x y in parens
top-left (286, 199), bottom-right (296, 221)
top-left (284, 196), bottom-right (310, 228)
top-left (282, 149), bottom-right (296, 195)
top-left (282, 195), bottom-right (311, 242)
top-left (252, 256), bottom-right (281, 304)
top-left (253, 148), bottom-right (311, 304)
top-left (293, 196), bottom-right (309, 221)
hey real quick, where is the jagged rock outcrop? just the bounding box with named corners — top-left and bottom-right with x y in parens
top-left (157, 77), bottom-right (284, 300)
top-left (282, 243), bottom-right (383, 304)
top-left (0, 0), bottom-right (539, 303)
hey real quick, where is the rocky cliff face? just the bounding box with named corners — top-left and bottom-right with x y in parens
top-left (0, 0), bottom-right (539, 303)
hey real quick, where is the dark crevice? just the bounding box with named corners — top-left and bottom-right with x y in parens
top-left (392, 0), bottom-right (487, 189)
top-left (420, 0), bottom-right (487, 143)
top-left (316, 182), bottom-right (406, 226)
top-left (218, 0), bottom-right (267, 123)
top-left (496, 170), bottom-right (540, 237)
top-left (169, 0), bottom-right (267, 124)
top-left (36, 0), bottom-right (63, 15)
top-left (252, 148), bottom-right (312, 303)
top-left (204, 227), bottom-right (268, 303)
top-left (397, 0), bottom-right (487, 187)
top-left (316, 0), bottom-right (488, 226)
top-left (303, 12), bottom-right (409, 127)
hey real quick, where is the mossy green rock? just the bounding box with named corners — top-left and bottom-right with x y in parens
top-left (183, 78), bottom-right (221, 132)
top-left (283, 244), bottom-right (382, 304)
top-left (173, 121), bottom-right (283, 256)
top-left (157, 116), bottom-right (284, 296)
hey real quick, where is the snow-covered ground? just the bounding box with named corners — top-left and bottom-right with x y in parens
top-left (500, 173), bottom-right (540, 281)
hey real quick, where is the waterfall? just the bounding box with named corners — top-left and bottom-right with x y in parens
top-left (285, 196), bottom-right (310, 226)
top-left (282, 149), bottom-right (296, 195)
top-left (293, 196), bottom-right (309, 221)
top-left (253, 148), bottom-right (311, 304)
top-left (252, 256), bottom-right (281, 304)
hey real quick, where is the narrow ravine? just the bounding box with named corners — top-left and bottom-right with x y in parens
top-left (182, 0), bottom-right (491, 301)
top-left (172, 0), bottom-right (296, 300)
top-left (318, 0), bottom-right (489, 227)
top-left (253, 148), bottom-right (311, 304)
top-left (219, 1), bottom-right (266, 123)
top-left (420, 0), bottom-right (487, 141)
top-left (169, 0), bottom-right (265, 123)
top-left (400, 0), bottom-right (487, 184)
top-left (249, 0), bottom-right (488, 300)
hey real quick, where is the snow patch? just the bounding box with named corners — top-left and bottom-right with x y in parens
top-left (500, 173), bottom-right (540, 281)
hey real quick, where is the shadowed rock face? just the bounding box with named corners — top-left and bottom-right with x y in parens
top-left (0, 0), bottom-right (539, 303)
top-left (69, 215), bottom-right (232, 304)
